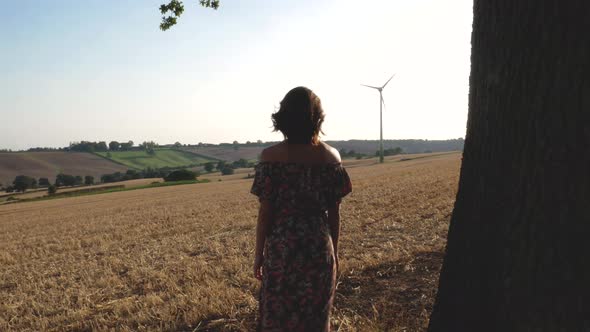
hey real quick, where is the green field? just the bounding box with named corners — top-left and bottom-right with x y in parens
top-left (96, 149), bottom-right (215, 170)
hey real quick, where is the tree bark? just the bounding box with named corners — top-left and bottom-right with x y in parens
top-left (428, 1), bottom-right (590, 331)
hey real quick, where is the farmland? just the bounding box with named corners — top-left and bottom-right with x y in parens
top-left (181, 146), bottom-right (263, 162)
top-left (180, 139), bottom-right (464, 162)
top-left (0, 152), bottom-right (460, 331)
top-left (95, 149), bottom-right (215, 170)
top-left (0, 152), bottom-right (127, 188)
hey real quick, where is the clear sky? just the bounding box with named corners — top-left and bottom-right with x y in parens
top-left (1, 0), bottom-right (473, 150)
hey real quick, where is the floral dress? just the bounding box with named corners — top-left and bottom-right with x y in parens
top-left (251, 161), bottom-right (352, 332)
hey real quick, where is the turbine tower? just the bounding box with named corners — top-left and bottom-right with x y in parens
top-left (361, 74), bottom-right (395, 163)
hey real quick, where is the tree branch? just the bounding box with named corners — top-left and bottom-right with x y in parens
top-left (160, 0), bottom-right (220, 31)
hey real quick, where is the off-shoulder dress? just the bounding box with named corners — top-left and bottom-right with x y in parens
top-left (251, 161), bottom-right (352, 331)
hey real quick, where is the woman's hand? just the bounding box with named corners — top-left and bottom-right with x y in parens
top-left (254, 254), bottom-right (264, 280)
top-left (254, 201), bottom-right (271, 281)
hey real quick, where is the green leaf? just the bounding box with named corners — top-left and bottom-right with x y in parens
top-left (159, 0), bottom-right (219, 31)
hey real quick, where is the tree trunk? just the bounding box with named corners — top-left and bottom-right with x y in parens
top-left (428, 1), bottom-right (590, 331)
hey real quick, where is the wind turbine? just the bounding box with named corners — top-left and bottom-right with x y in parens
top-left (361, 74), bottom-right (395, 163)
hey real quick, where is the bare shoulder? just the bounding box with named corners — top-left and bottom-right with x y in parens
top-left (320, 142), bottom-right (342, 163)
top-left (260, 142), bottom-right (286, 162)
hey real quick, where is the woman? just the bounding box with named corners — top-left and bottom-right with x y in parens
top-left (251, 86), bottom-right (352, 331)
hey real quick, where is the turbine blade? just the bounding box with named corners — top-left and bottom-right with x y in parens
top-left (381, 94), bottom-right (386, 112)
top-left (361, 84), bottom-right (380, 89)
top-left (381, 73), bottom-right (396, 89)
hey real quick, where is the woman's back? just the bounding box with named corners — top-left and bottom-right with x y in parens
top-left (252, 143), bottom-right (351, 215)
top-left (260, 141), bottom-right (341, 165)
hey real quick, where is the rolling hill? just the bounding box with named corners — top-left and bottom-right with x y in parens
top-left (181, 139), bottom-right (464, 162)
top-left (95, 149), bottom-right (215, 170)
top-left (180, 146), bottom-right (262, 162)
top-left (1, 139), bottom-right (463, 187)
top-left (0, 152), bottom-right (127, 186)
top-left (325, 139), bottom-right (465, 155)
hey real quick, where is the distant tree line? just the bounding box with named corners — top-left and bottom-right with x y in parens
top-left (100, 165), bottom-right (203, 183)
top-left (339, 149), bottom-right (367, 160)
top-left (337, 147), bottom-right (405, 160)
top-left (2, 164), bottom-right (203, 194)
top-left (327, 139), bottom-right (464, 155)
top-left (2, 138), bottom-right (464, 154)
top-left (3, 173), bottom-right (95, 193)
top-left (69, 140), bottom-right (135, 152)
top-left (101, 167), bottom-right (173, 183)
top-left (55, 174), bottom-right (94, 187)
top-left (68, 141), bottom-right (108, 152)
top-left (4, 139), bottom-right (281, 153)
top-left (217, 140), bottom-right (265, 148)
top-left (138, 141), bottom-right (158, 155)
top-left (202, 159), bottom-right (255, 175)
top-left (27, 147), bottom-right (66, 152)
top-left (10, 175), bottom-right (37, 192)
top-left (164, 169), bottom-right (197, 182)
top-left (377, 147), bottom-right (404, 157)
top-left (107, 141), bottom-right (135, 151)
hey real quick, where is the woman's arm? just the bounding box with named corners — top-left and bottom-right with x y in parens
top-left (254, 200), bottom-right (272, 280)
top-left (327, 204), bottom-right (341, 272)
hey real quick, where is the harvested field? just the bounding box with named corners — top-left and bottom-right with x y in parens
top-left (0, 152), bottom-right (127, 187)
top-left (0, 152), bottom-right (461, 331)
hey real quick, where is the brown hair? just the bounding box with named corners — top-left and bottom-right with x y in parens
top-left (271, 86), bottom-right (325, 145)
